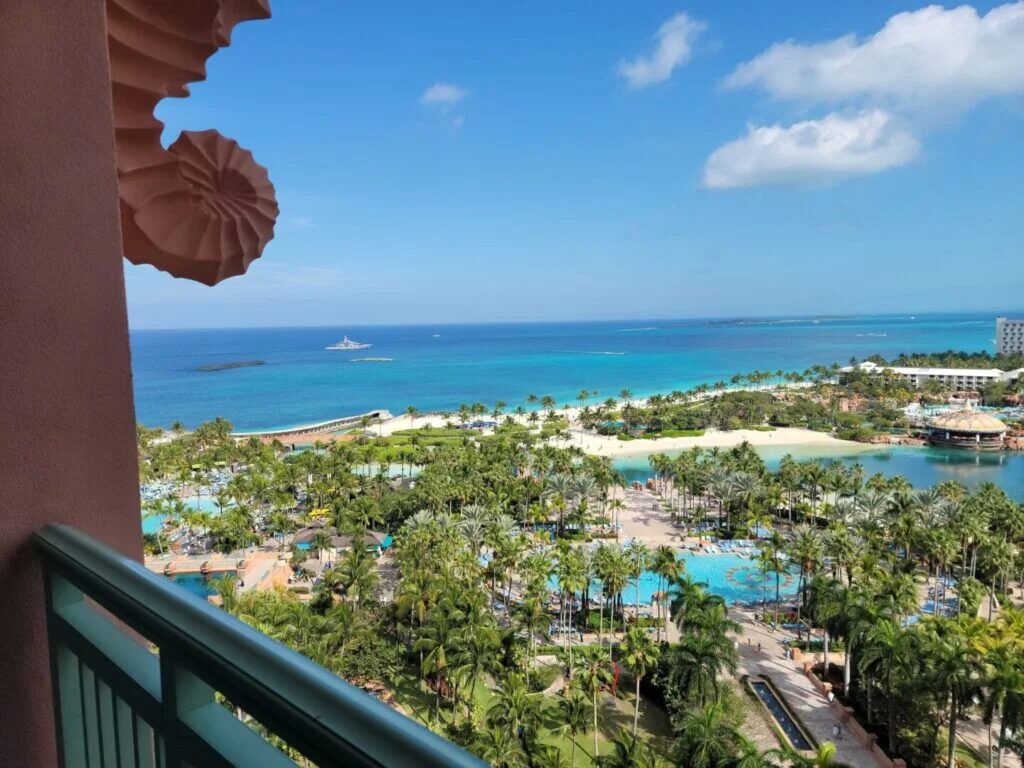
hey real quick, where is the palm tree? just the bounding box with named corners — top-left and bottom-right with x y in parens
top-left (514, 596), bottom-right (548, 686)
top-left (414, 610), bottom-right (454, 721)
top-left (982, 644), bottom-right (1024, 768)
top-left (772, 741), bottom-right (848, 768)
top-left (475, 726), bottom-right (527, 767)
top-left (764, 530), bottom-right (787, 627)
top-left (312, 529), bottom-right (332, 564)
top-left (557, 692), bottom-right (592, 768)
top-left (789, 524), bottom-right (824, 616)
top-left (624, 540), bottom-right (650, 617)
top-left (575, 646), bottom-right (613, 759)
top-left (620, 626), bottom-right (660, 736)
top-left (674, 702), bottom-right (742, 768)
top-left (650, 546), bottom-right (684, 642)
top-left (533, 745), bottom-right (570, 768)
top-left (487, 673), bottom-right (542, 759)
top-left (595, 729), bottom-right (665, 768)
top-left (668, 629), bottom-right (737, 707)
top-left (926, 629), bottom-right (983, 768)
top-left (858, 618), bottom-right (915, 752)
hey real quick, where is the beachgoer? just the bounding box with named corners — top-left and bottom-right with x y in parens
top-left (757, 642), bottom-right (762, 653)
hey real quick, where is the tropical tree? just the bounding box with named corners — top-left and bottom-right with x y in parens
top-left (557, 692), bottom-right (592, 768)
top-left (620, 626), bottom-right (660, 736)
top-left (575, 646), bottom-right (613, 759)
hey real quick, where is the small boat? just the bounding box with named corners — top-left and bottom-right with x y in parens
top-left (326, 336), bottom-right (371, 351)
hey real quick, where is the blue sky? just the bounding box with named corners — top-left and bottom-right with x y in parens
top-left (125, 1), bottom-right (1024, 328)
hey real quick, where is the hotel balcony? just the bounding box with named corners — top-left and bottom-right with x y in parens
top-left (35, 525), bottom-right (485, 768)
top-left (0, 4), bottom-right (483, 765)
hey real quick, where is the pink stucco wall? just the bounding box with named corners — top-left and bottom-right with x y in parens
top-left (0, 2), bottom-right (143, 763)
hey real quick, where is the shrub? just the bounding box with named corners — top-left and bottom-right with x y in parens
top-left (527, 663), bottom-right (561, 692)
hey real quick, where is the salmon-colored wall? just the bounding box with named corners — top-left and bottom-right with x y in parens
top-left (0, 2), bottom-right (143, 763)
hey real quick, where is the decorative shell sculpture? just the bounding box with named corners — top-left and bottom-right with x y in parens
top-left (107, 0), bottom-right (278, 286)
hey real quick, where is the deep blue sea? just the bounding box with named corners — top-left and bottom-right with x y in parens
top-left (131, 312), bottom-right (1004, 431)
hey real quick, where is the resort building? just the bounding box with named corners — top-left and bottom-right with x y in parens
top-left (841, 360), bottom-right (1023, 390)
top-left (0, 5), bottom-right (479, 766)
top-left (996, 317), bottom-right (1024, 355)
top-left (926, 409), bottom-right (1008, 450)
top-left (293, 523), bottom-right (394, 557)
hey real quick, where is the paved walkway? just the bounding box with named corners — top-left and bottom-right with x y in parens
top-left (731, 607), bottom-right (877, 768)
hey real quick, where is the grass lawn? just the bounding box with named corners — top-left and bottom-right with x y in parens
top-left (386, 666), bottom-right (674, 767)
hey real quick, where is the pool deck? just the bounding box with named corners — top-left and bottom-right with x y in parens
top-left (145, 550), bottom-right (282, 593)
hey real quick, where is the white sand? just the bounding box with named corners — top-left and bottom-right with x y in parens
top-left (575, 426), bottom-right (874, 458)
top-left (376, 407), bottom-right (871, 458)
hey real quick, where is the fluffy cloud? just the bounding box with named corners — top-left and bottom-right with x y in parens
top-left (725, 2), bottom-right (1024, 111)
top-left (703, 110), bottom-right (920, 189)
top-left (420, 82), bottom-right (468, 107)
top-left (618, 12), bottom-right (705, 89)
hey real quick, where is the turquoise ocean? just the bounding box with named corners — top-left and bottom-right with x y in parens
top-left (131, 312), bottom-right (1024, 499)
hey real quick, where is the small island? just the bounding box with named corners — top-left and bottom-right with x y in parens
top-left (196, 360), bottom-right (265, 372)
top-left (349, 357), bottom-right (393, 363)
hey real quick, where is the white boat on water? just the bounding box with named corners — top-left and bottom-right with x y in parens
top-left (326, 336), bottom-right (371, 350)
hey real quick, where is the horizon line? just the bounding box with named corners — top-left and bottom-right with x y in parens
top-left (127, 308), bottom-right (1021, 333)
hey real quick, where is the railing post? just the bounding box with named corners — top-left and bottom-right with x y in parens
top-left (45, 570), bottom-right (85, 768)
top-left (159, 650), bottom-right (182, 768)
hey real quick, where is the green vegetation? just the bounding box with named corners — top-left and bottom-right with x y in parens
top-left (645, 443), bottom-right (1024, 768)
top-left (139, 408), bottom-right (1024, 768)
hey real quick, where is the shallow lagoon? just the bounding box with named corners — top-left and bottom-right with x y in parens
top-left (614, 443), bottom-right (1024, 500)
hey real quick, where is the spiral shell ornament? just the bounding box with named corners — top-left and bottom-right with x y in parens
top-left (107, 0), bottom-right (278, 286)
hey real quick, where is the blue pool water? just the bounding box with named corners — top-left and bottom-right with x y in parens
top-left (130, 312), bottom-right (1006, 431)
top-left (552, 553), bottom-right (798, 606)
top-left (169, 571), bottom-right (235, 599)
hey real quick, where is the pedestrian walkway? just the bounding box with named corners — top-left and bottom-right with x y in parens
top-left (731, 607), bottom-right (877, 768)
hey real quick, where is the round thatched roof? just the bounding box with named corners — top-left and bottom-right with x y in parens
top-left (928, 410), bottom-right (1007, 434)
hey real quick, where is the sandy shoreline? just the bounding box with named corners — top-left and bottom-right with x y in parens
top-left (378, 407), bottom-right (874, 458)
top-left (575, 426), bottom-right (875, 457)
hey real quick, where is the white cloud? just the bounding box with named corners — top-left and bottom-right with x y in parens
top-left (420, 82), bottom-right (468, 107)
top-left (618, 12), bottom-right (705, 89)
top-left (287, 216), bottom-right (313, 230)
top-left (725, 2), bottom-right (1024, 111)
top-left (703, 110), bottom-right (919, 189)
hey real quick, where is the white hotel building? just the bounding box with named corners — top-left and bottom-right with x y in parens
top-left (842, 361), bottom-right (1023, 390)
top-left (996, 317), bottom-right (1024, 355)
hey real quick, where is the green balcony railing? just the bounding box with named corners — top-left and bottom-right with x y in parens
top-left (35, 525), bottom-right (486, 768)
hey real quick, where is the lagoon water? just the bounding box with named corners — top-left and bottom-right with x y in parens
top-left (614, 444), bottom-right (1024, 500)
top-left (132, 312), bottom-right (1002, 431)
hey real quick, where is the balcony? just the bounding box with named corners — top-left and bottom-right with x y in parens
top-left (36, 524), bottom-right (484, 768)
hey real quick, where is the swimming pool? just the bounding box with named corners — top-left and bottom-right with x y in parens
top-left (550, 553), bottom-right (798, 606)
top-left (170, 571), bottom-right (235, 600)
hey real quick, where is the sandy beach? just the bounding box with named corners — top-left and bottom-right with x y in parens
top-left (377, 407), bottom-right (874, 458)
top-left (575, 426), bottom-right (874, 457)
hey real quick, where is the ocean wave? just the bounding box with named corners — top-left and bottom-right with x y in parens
top-left (567, 350), bottom-right (627, 356)
top-left (618, 327), bottom-right (658, 332)
top-left (855, 333), bottom-right (888, 337)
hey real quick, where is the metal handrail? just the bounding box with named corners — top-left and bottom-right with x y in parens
top-left (35, 524), bottom-right (485, 768)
